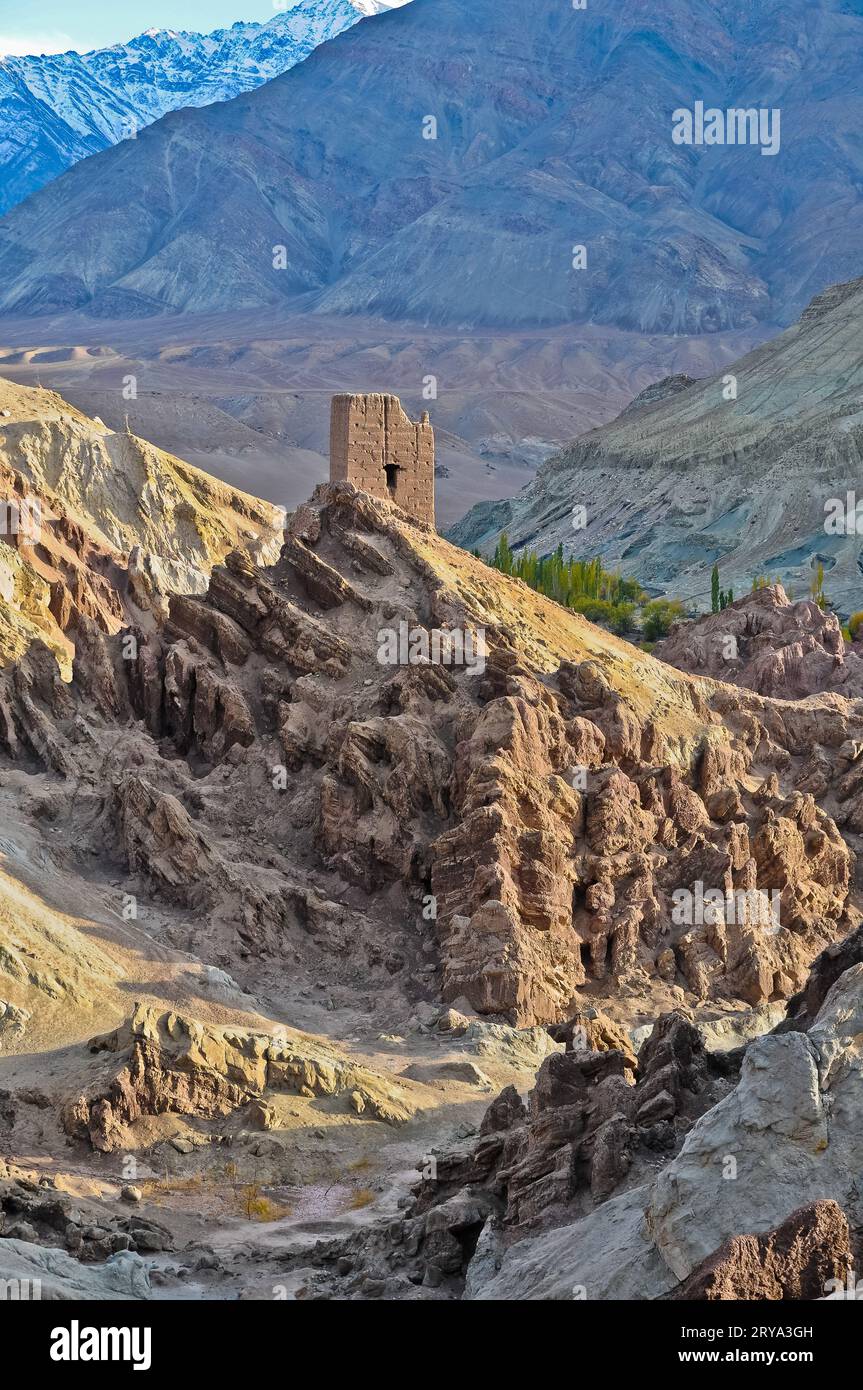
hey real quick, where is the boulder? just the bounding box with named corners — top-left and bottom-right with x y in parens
top-left (666, 1201), bottom-right (852, 1300)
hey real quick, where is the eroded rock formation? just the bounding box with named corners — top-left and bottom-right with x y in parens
top-left (0, 377), bottom-right (284, 676)
top-left (355, 955), bottom-right (863, 1302)
top-left (63, 1004), bottom-right (415, 1152)
top-left (410, 1008), bottom-right (735, 1236)
top-left (2, 480), bottom-right (862, 1034)
top-left (655, 584), bottom-right (863, 699)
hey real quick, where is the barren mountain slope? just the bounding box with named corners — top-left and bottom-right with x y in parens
top-left (451, 275), bottom-right (863, 615)
top-left (2, 0), bottom-right (863, 329)
top-left (0, 376), bottom-right (284, 673)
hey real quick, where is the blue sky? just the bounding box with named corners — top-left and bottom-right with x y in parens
top-left (0, 1), bottom-right (289, 54)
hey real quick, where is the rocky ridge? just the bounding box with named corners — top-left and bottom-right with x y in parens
top-left (0, 376), bottom-right (284, 673)
top-left (311, 955), bottom-right (863, 1300)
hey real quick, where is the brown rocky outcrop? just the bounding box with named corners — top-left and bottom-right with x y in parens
top-left (63, 1004), bottom-right (415, 1151)
top-left (777, 921), bottom-right (863, 1033)
top-left (547, 1007), bottom-right (637, 1066)
top-left (431, 641), bottom-right (855, 1022)
top-left (655, 585), bottom-right (863, 700)
top-left (666, 1200), bottom-right (853, 1300)
top-left (411, 1009), bottom-right (734, 1234)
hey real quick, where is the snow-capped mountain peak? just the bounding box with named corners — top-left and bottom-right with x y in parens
top-left (0, 0), bottom-right (410, 216)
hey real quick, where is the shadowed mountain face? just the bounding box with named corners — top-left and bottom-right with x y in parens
top-left (1, 0), bottom-right (862, 329)
top-left (0, 1), bottom-right (402, 217)
top-left (450, 275), bottom-right (863, 616)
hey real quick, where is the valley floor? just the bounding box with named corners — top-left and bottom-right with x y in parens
top-left (0, 309), bottom-right (767, 529)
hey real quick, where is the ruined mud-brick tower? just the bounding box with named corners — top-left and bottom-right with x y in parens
top-left (329, 393), bottom-right (435, 527)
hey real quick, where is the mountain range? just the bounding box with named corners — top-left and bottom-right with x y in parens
top-left (0, 0), bottom-right (404, 216)
top-left (0, 0), bottom-right (862, 330)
